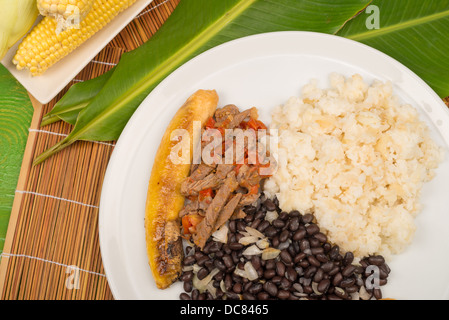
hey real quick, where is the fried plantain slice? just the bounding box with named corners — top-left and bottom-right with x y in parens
top-left (145, 90), bottom-right (218, 289)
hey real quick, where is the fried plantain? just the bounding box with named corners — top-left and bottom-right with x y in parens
top-left (145, 90), bottom-right (218, 289)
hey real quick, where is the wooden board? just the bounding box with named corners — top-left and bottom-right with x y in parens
top-left (0, 0), bottom-right (180, 300)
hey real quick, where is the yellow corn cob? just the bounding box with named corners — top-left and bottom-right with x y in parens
top-left (13, 0), bottom-right (137, 76)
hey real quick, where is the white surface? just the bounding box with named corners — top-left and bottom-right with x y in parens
top-left (99, 31), bottom-right (449, 300)
top-left (1, 0), bottom-right (154, 104)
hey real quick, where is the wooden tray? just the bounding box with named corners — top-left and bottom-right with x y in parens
top-left (0, 0), bottom-right (180, 300)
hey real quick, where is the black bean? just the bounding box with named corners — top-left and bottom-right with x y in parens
top-left (228, 220), bottom-right (237, 233)
top-left (250, 218), bottom-right (261, 229)
top-left (272, 219), bottom-right (285, 229)
top-left (346, 285), bottom-right (359, 294)
top-left (248, 283), bottom-right (263, 295)
top-left (257, 292), bottom-right (270, 300)
top-left (340, 277), bottom-right (356, 288)
top-left (290, 210), bottom-right (301, 217)
top-left (257, 220), bottom-right (270, 232)
top-left (271, 236), bottom-right (280, 248)
top-left (285, 267), bottom-right (298, 282)
top-left (263, 199), bottom-right (277, 211)
top-left (321, 261), bottom-right (334, 273)
top-left (328, 266), bottom-right (340, 276)
top-left (222, 254), bottom-right (233, 269)
top-left (315, 253), bottom-right (328, 263)
top-left (288, 217), bottom-right (300, 231)
top-left (373, 288), bottom-right (383, 300)
top-left (242, 292), bottom-right (256, 300)
top-left (226, 292), bottom-right (240, 300)
top-left (279, 277), bottom-right (291, 290)
top-left (275, 261), bottom-right (285, 277)
top-left (277, 290), bottom-right (290, 300)
top-left (343, 252), bottom-right (354, 266)
top-left (306, 223), bottom-right (320, 235)
top-left (302, 213), bottom-right (314, 224)
top-left (264, 226), bottom-right (278, 238)
top-left (181, 271), bottom-right (193, 282)
top-left (263, 281), bottom-right (278, 297)
top-left (294, 252), bottom-right (306, 264)
top-left (233, 282), bottom-right (242, 294)
top-left (279, 211), bottom-right (289, 220)
top-left (304, 266), bottom-right (317, 279)
top-left (183, 281), bottom-right (193, 292)
top-left (264, 268), bottom-right (276, 279)
top-left (293, 228), bottom-right (306, 241)
top-left (271, 275), bottom-right (282, 285)
top-left (342, 265), bottom-right (356, 278)
top-left (313, 268), bottom-right (324, 283)
top-left (332, 272), bottom-right (343, 286)
top-left (314, 232), bottom-right (327, 243)
top-left (251, 256), bottom-right (261, 270)
top-left (214, 259), bottom-right (226, 271)
top-left (368, 255), bottom-right (385, 266)
top-left (228, 242), bottom-right (244, 251)
top-left (308, 255), bottom-right (321, 267)
top-left (280, 250), bottom-right (293, 264)
top-left (197, 267), bottom-right (209, 280)
top-left (299, 239), bottom-right (310, 252)
top-left (183, 255), bottom-right (196, 266)
top-left (180, 292), bottom-right (191, 300)
top-left (279, 229), bottom-right (290, 243)
top-left (318, 279), bottom-right (331, 293)
top-left (329, 245), bottom-right (340, 260)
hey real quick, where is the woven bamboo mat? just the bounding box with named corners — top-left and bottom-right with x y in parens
top-left (0, 0), bottom-right (180, 300)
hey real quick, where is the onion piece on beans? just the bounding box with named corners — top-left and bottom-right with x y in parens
top-left (242, 244), bottom-right (264, 256)
top-left (244, 226), bottom-right (265, 239)
top-left (238, 236), bottom-right (259, 246)
top-left (212, 223), bottom-right (228, 244)
top-left (261, 247), bottom-right (281, 260)
top-left (192, 268), bottom-right (220, 293)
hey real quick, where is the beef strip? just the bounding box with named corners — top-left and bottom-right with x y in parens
top-left (239, 193), bottom-right (260, 207)
top-left (192, 172), bottom-right (239, 249)
top-left (178, 198), bottom-right (199, 217)
top-left (180, 173), bottom-right (221, 196)
top-left (189, 163), bottom-right (215, 181)
top-left (227, 108), bottom-right (252, 129)
top-left (231, 208), bottom-right (246, 220)
top-left (215, 164), bottom-right (235, 180)
top-left (212, 193), bottom-right (243, 234)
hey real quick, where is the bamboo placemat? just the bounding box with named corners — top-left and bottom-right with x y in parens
top-left (0, 0), bottom-right (180, 300)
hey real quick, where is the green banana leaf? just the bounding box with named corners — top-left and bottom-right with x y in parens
top-left (337, 0), bottom-right (449, 98)
top-left (33, 0), bottom-right (371, 165)
top-left (0, 65), bottom-right (33, 254)
top-left (40, 68), bottom-right (115, 127)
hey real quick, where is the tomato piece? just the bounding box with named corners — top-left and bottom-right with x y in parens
top-left (247, 118), bottom-right (267, 131)
top-left (182, 214), bottom-right (203, 235)
top-left (199, 188), bottom-right (214, 201)
top-left (205, 116), bottom-right (216, 129)
top-left (248, 184), bottom-right (259, 195)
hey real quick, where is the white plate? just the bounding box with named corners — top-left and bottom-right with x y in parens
top-left (99, 31), bottom-right (449, 300)
top-left (0, 0), bottom-right (153, 105)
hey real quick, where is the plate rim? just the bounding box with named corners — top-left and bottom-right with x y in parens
top-left (99, 30), bottom-right (449, 300)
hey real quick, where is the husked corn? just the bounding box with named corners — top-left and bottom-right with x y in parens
top-left (13, 0), bottom-right (137, 76)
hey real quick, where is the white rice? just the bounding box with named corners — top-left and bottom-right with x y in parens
top-left (264, 73), bottom-right (444, 259)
